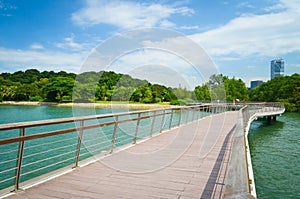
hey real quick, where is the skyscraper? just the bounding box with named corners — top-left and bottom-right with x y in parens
top-left (250, 80), bottom-right (263, 89)
top-left (270, 59), bottom-right (284, 79)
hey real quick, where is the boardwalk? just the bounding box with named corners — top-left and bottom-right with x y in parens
top-left (7, 112), bottom-right (238, 199)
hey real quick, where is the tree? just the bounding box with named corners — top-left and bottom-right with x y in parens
top-left (207, 74), bottom-right (226, 101)
top-left (111, 86), bottom-right (135, 101)
top-left (24, 69), bottom-right (40, 83)
top-left (208, 74), bottom-right (226, 89)
top-left (73, 82), bottom-right (97, 102)
top-left (15, 83), bottom-right (39, 101)
top-left (99, 71), bottom-right (122, 90)
top-left (43, 77), bottom-right (75, 102)
top-left (224, 78), bottom-right (248, 101)
top-left (194, 84), bottom-right (210, 101)
top-left (76, 71), bottom-right (100, 84)
top-left (131, 83), bottom-right (153, 103)
top-left (1, 85), bottom-right (17, 101)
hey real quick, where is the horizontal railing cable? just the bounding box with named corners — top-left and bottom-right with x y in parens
top-left (20, 157), bottom-right (75, 177)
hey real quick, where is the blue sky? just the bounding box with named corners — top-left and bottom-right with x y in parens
top-left (0, 0), bottom-right (299, 87)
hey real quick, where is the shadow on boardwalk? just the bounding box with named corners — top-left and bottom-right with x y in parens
top-left (201, 125), bottom-right (235, 199)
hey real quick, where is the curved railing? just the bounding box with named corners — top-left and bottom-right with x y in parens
top-left (0, 102), bottom-right (285, 198)
top-left (224, 102), bottom-right (285, 198)
top-left (0, 104), bottom-right (221, 197)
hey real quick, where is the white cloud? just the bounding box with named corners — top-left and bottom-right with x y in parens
top-left (190, 0), bottom-right (300, 57)
top-left (141, 36), bottom-right (218, 80)
top-left (108, 49), bottom-right (204, 89)
top-left (0, 0), bottom-right (16, 10)
top-left (128, 65), bottom-right (193, 89)
top-left (0, 47), bottom-right (86, 72)
top-left (179, 25), bottom-right (200, 30)
top-left (71, 0), bottom-right (194, 29)
top-left (78, 28), bottom-right (219, 87)
top-left (237, 1), bottom-right (254, 9)
top-left (54, 34), bottom-right (84, 51)
top-left (159, 20), bottom-right (176, 28)
top-left (30, 43), bottom-right (44, 50)
top-left (0, 0), bottom-right (16, 16)
top-left (264, 2), bottom-right (286, 12)
top-left (217, 56), bottom-right (241, 61)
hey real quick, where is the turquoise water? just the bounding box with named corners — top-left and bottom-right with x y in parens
top-left (0, 105), bottom-right (127, 124)
top-left (0, 105), bottom-right (207, 192)
top-left (248, 113), bottom-right (300, 199)
top-left (0, 105), bottom-right (131, 191)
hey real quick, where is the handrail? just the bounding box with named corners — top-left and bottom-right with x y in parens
top-left (0, 111), bottom-right (175, 146)
top-left (0, 104), bottom-right (216, 196)
top-left (0, 107), bottom-right (178, 131)
top-left (224, 102), bottom-right (285, 198)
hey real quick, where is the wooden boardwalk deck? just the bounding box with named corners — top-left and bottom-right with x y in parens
top-left (7, 111), bottom-right (238, 199)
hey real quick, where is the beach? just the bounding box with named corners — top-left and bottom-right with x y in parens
top-left (0, 101), bottom-right (173, 109)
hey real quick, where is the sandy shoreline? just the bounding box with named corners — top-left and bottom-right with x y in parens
top-left (0, 101), bottom-right (173, 109)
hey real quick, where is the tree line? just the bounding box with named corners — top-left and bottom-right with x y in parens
top-left (249, 73), bottom-right (300, 112)
top-left (0, 69), bottom-right (248, 105)
top-left (0, 69), bottom-right (298, 111)
top-left (0, 69), bottom-right (191, 105)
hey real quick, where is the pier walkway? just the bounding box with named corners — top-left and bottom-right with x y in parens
top-left (6, 112), bottom-right (238, 199)
top-left (0, 103), bottom-right (285, 199)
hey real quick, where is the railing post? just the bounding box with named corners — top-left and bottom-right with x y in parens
top-left (185, 108), bottom-right (189, 124)
top-left (169, 109), bottom-right (174, 129)
top-left (197, 107), bottom-right (201, 119)
top-left (133, 113), bottom-right (141, 144)
top-left (178, 108), bottom-right (182, 126)
top-left (159, 109), bottom-right (166, 133)
top-left (14, 127), bottom-right (25, 191)
top-left (192, 107), bottom-right (196, 121)
top-left (199, 106), bottom-right (202, 119)
top-left (150, 111), bottom-right (156, 137)
top-left (110, 115), bottom-right (118, 154)
top-left (74, 120), bottom-right (84, 167)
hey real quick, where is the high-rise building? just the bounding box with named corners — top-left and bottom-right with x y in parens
top-left (250, 80), bottom-right (263, 89)
top-left (270, 59), bottom-right (284, 79)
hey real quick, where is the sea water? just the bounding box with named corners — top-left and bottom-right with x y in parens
top-left (248, 113), bottom-right (300, 198)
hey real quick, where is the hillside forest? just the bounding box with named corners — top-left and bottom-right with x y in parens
top-left (0, 69), bottom-right (299, 111)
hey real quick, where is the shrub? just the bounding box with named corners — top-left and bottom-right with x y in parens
top-left (170, 100), bottom-right (180, 105)
top-left (29, 96), bottom-right (43, 102)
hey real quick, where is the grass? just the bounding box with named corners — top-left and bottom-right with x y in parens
top-left (94, 100), bottom-right (171, 105)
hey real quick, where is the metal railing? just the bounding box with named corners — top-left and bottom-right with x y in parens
top-left (0, 104), bottom-right (221, 196)
top-left (224, 102), bottom-right (285, 198)
top-left (1, 102), bottom-right (284, 197)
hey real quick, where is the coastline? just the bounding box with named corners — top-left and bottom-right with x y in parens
top-left (0, 101), bottom-right (173, 109)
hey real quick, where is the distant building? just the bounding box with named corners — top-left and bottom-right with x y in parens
top-left (250, 80), bottom-right (263, 89)
top-left (270, 59), bottom-right (284, 79)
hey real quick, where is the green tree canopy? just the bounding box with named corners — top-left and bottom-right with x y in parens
top-left (43, 77), bottom-right (75, 102)
top-left (249, 73), bottom-right (300, 111)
